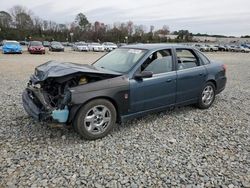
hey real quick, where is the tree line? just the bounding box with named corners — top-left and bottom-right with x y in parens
top-left (0, 5), bottom-right (197, 43)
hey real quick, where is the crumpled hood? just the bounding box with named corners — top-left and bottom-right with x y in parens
top-left (31, 60), bottom-right (120, 83)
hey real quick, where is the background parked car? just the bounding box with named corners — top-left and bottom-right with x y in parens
top-left (230, 46), bottom-right (241, 52)
top-left (88, 42), bottom-right (105, 52)
top-left (72, 42), bottom-right (89, 51)
top-left (2, 40), bottom-right (22, 54)
top-left (28, 41), bottom-right (45, 54)
top-left (117, 43), bottom-right (127, 47)
top-left (62, 42), bottom-right (69, 46)
top-left (241, 44), bottom-right (250, 49)
top-left (19, 41), bottom-right (29, 46)
top-left (49, 41), bottom-right (64, 52)
top-left (42, 41), bottom-right (50, 47)
top-left (205, 44), bottom-right (218, 52)
top-left (223, 45), bottom-right (232, 51)
top-left (193, 44), bottom-right (209, 52)
top-left (236, 46), bottom-right (250, 53)
top-left (102, 42), bottom-right (117, 52)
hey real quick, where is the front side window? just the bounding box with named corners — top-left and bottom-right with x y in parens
top-left (141, 49), bottom-right (173, 74)
top-left (176, 49), bottom-right (199, 70)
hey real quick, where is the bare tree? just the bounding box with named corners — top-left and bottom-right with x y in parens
top-left (10, 5), bottom-right (34, 29)
top-left (75, 13), bottom-right (89, 31)
top-left (0, 11), bottom-right (12, 28)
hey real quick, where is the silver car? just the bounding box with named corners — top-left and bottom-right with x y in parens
top-left (88, 43), bottom-right (105, 52)
top-left (102, 42), bottom-right (118, 52)
top-left (72, 42), bottom-right (89, 52)
top-left (205, 44), bottom-right (219, 52)
top-left (193, 44), bottom-right (209, 52)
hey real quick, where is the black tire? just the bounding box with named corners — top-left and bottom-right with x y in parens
top-left (73, 99), bottom-right (117, 140)
top-left (196, 82), bottom-right (216, 109)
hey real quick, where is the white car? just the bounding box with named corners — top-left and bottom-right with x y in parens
top-left (205, 44), bottom-right (219, 52)
top-left (102, 42), bottom-right (118, 52)
top-left (72, 42), bottom-right (89, 51)
top-left (237, 46), bottom-right (250, 53)
top-left (88, 43), bottom-right (105, 52)
top-left (193, 44), bottom-right (209, 52)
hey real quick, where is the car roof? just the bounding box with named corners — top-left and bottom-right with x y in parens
top-left (5, 40), bottom-right (19, 43)
top-left (121, 43), bottom-right (190, 50)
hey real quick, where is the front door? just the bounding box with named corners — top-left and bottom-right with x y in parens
top-left (130, 49), bottom-right (177, 112)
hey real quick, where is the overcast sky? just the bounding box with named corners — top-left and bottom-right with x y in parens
top-left (2, 0), bottom-right (250, 36)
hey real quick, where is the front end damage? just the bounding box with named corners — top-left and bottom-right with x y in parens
top-left (22, 61), bottom-right (120, 123)
top-left (22, 82), bottom-right (71, 123)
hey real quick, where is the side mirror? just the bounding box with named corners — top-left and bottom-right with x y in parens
top-left (134, 71), bottom-right (153, 79)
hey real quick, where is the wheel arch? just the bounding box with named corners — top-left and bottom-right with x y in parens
top-left (68, 96), bottom-right (120, 124)
top-left (206, 79), bottom-right (217, 90)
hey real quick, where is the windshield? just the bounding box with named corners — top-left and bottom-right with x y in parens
top-left (94, 48), bottom-right (147, 73)
top-left (105, 42), bottom-right (115, 45)
top-left (51, 42), bottom-right (61, 45)
top-left (5, 42), bottom-right (19, 45)
top-left (76, 43), bottom-right (87, 46)
top-left (30, 41), bottom-right (42, 46)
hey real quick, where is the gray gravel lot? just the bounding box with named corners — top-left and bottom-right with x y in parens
top-left (0, 49), bottom-right (249, 187)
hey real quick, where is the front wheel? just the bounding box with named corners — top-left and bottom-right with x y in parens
top-left (197, 82), bottom-right (216, 109)
top-left (74, 99), bottom-right (117, 140)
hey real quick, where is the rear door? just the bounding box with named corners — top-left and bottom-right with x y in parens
top-left (175, 48), bottom-right (207, 104)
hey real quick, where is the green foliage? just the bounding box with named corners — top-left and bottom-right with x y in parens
top-left (75, 13), bottom-right (89, 31)
top-left (0, 11), bottom-right (12, 28)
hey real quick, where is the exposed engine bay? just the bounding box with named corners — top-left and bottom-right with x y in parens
top-left (22, 61), bottom-right (120, 123)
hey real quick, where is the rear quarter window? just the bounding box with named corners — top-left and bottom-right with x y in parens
top-left (196, 51), bottom-right (210, 65)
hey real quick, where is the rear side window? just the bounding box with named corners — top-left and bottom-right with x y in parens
top-left (141, 49), bottom-right (173, 74)
top-left (196, 51), bottom-right (210, 65)
top-left (176, 49), bottom-right (199, 70)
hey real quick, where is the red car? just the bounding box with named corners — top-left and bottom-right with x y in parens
top-left (28, 41), bottom-right (45, 54)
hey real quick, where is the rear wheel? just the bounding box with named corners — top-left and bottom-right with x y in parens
top-left (197, 82), bottom-right (215, 109)
top-left (74, 99), bottom-right (117, 140)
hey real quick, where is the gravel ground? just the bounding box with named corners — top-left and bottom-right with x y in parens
top-left (0, 49), bottom-right (249, 187)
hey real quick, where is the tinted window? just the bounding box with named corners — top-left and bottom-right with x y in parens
top-left (176, 49), bottom-right (199, 70)
top-left (141, 49), bottom-right (173, 74)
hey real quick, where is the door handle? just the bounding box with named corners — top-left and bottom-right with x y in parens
top-left (166, 79), bottom-right (172, 82)
top-left (199, 73), bottom-right (203, 76)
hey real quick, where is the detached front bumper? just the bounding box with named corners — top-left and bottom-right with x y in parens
top-left (22, 87), bottom-right (70, 123)
top-left (22, 89), bottom-right (49, 121)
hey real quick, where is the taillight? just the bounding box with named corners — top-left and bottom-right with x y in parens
top-left (222, 64), bottom-right (226, 73)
